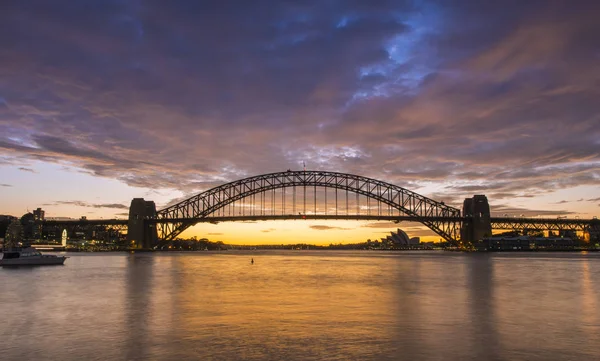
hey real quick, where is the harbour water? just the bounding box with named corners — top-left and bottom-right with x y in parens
top-left (1, 251), bottom-right (599, 360)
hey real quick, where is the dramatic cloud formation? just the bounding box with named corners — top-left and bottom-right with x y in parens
top-left (1, 0), bottom-right (599, 225)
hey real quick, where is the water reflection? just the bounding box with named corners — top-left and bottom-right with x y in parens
top-left (1, 251), bottom-right (599, 361)
top-left (580, 257), bottom-right (597, 318)
top-left (466, 255), bottom-right (500, 361)
top-left (578, 256), bottom-right (600, 353)
top-left (124, 254), bottom-right (154, 361)
top-left (168, 252), bottom-right (407, 359)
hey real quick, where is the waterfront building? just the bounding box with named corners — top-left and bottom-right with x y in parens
top-left (20, 212), bottom-right (36, 241)
top-left (377, 228), bottom-right (421, 249)
top-left (388, 228), bottom-right (419, 246)
top-left (478, 236), bottom-right (575, 251)
top-left (33, 207), bottom-right (45, 221)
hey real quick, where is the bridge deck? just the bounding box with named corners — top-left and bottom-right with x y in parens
top-left (149, 215), bottom-right (464, 223)
top-left (42, 215), bottom-right (598, 226)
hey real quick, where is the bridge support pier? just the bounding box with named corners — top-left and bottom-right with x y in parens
top-left (460, 195), bottom-right (492, 244)
top-left (586, 223), bottom-right (600, 243)
top-left (127, 198), bottom-right (158, 249)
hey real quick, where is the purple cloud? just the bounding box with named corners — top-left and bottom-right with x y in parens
top-left (0, 0), bottom-right (598, 213)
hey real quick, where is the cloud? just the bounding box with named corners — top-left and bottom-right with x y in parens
top-left (0, 0), bottom-right (598, 215)
top-left (1, 184), bottom-right (12, 187)
top-left (490, 204), bottom-right (575, 217)
top-left (18, 167), bottom-right (36, 173)
top-left (309, 225), bottom-right (351, 231)
top-left (207, 232), bottom-right (223, 235)
top-left (45, 200), bottom-right (128, 209)
top-left (553, 198), bottom-right (584, 204)
top-left (361, 222), bottom-right (401, 229)
top-left (94, 203), bottom-right (129, 210)
top-left (261, 228), bottom-right (276, 233)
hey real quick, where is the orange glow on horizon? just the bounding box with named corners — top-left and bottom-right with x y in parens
top-left (177, 220), bottom-right (440, 245)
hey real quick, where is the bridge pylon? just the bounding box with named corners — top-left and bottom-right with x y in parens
top-left (460, 195), bottom-right (492, 244)
top-left (127, 198), bottom-right (158, 249)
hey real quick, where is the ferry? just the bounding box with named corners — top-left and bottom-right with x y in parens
top-left (0, 247), bottom-right (68, 266)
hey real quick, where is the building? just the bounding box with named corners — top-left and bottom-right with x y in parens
top-left (381, 228), bottom-right (420, 248)
top-left (33, 208), bottom-right (45, 221)
top-left (477, 236), bottom-right (575, 251)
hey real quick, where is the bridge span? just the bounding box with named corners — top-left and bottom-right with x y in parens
top-left (39, 170), bottom-right (599, 248)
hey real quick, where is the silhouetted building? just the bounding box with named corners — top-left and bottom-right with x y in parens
top-left (20, 212), bottom-right (35, 241)
top-left (33, 207), bottom-right (45, 221)
top-left (478, 236), bottom-right (575, 251)
top-left (386, 228), bottom-right (419, 247)
top-left (558, 230), bottom-right (576, 239)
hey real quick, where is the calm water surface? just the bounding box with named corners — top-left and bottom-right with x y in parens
top-left (1, 251), bottom-right (599, 360)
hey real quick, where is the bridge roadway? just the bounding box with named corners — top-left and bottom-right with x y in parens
top-left (43, 219), bottom-right (128, 226)
top-left (39, 215), bottom-right (599, 247)
top-left (43, 215), bottom-right (599, 229)
top-left (148, 215), bottom-right (464, 223)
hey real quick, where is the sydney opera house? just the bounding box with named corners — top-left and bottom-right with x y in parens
top-left (381, 228), bottom-right (420, 247)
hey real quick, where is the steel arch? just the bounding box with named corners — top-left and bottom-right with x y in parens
top-left (155, 170), bottom-right (461, 242)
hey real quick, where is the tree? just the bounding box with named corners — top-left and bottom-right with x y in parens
top-left (4, 219), bottom-right (23, 249)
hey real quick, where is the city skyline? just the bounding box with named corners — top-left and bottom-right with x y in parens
top-left (1, 1), bottom-right (599, 244)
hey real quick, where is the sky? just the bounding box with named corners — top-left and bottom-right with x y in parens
top-left (1, 0), bottom-right (599, 244)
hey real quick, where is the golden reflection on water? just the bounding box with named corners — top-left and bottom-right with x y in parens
top-left (579, 257), bottom-right (599, 347)
top-left (169, 253), bottom-right (399, 359)
top-left (1, 251), bottom-right (600, 361)
top-left (581, 256), bottom-right (597, 312)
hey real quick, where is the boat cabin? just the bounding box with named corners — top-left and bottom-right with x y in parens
top-left (2, 248), bottom-right (43, 259)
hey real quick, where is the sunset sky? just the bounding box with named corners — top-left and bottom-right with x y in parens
top-left (1, 1), bottom-right (599, 244)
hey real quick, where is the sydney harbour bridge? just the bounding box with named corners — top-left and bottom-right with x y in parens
top-left (39, 170), bottom-right (599, 248)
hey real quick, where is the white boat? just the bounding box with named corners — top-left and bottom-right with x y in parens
top-left (0, 247), bottom-right (68, 266)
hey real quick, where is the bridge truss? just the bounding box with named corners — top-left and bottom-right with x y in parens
top-left (490, 217), bottom-right (600, 233)
top-left (41, 219), bottom-right (128, 244)
top-left (156, 170), bottom-right (462, 242)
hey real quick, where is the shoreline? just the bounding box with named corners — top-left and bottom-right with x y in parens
top-left (50, 248), bottom-right (600, 254)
